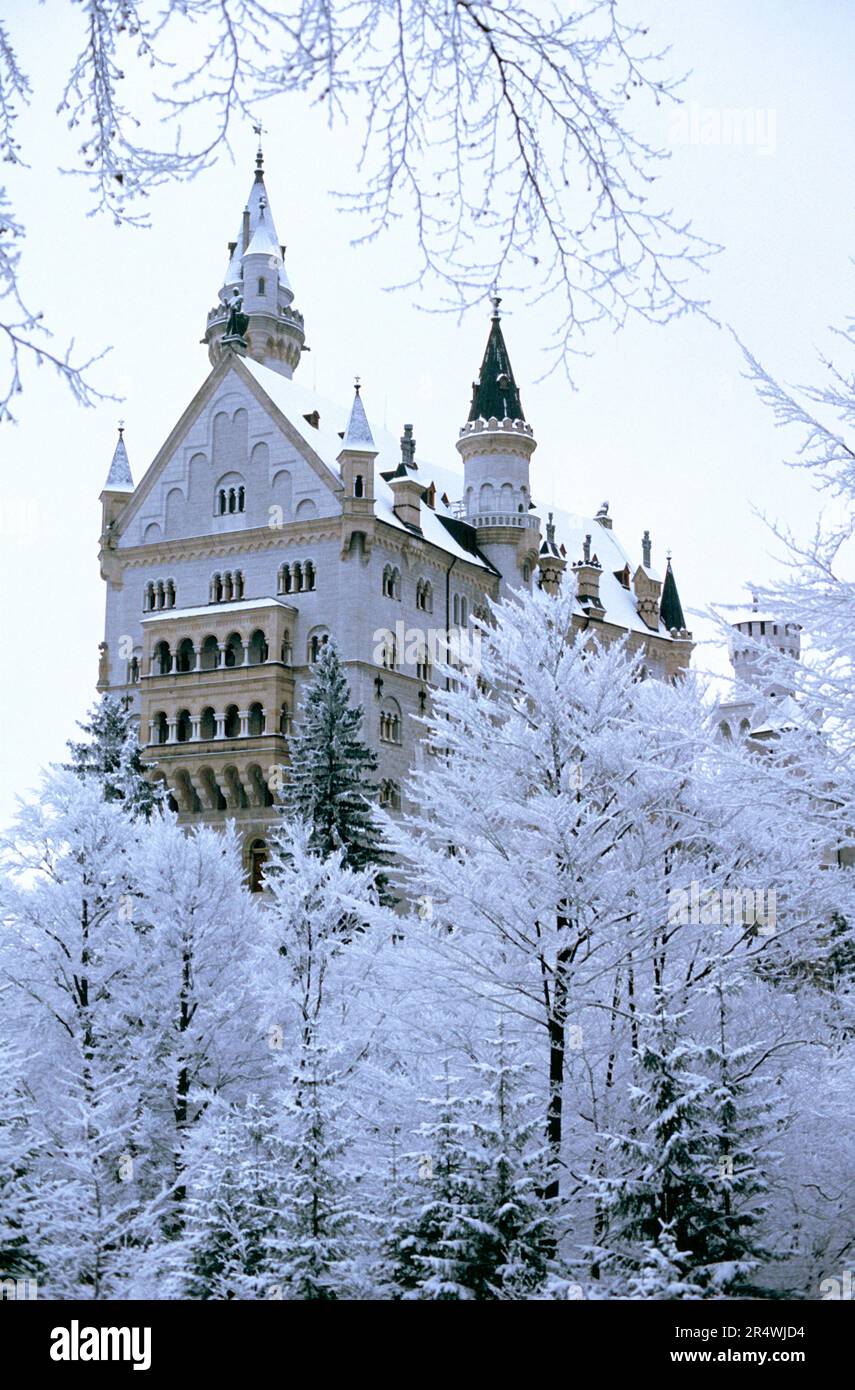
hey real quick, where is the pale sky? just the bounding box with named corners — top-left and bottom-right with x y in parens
top-left (1, 0), bottom-right (853, 828)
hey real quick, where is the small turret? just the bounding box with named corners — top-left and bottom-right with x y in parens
top-left (338, 380), bottom-right (377, 557)
top-left (728, 596), bottom-right (800, 701)
top-left (572, 533), bottom-right (605, 620)
top-left (99, 424), bottom-right (133, 582)
top-left (203, 137), bottom-right (305, 377)
top-left (456, 297), bottom-right (539, 591)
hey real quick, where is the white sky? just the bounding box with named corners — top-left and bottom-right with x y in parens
top-left (1, 0), bottom-right (854, 828)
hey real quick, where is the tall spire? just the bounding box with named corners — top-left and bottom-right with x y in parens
top-left (342, 379), bottom-right (376, 452)
top-left (659, 556), bottom-right (686, 631)
top-left (468, 294), bottom-right (525, 423)
top-left (203, 136), bottom-right (305, 377)
top-left (104, 423), bottom-right (134, 491)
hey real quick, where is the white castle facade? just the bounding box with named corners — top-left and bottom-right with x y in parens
top-left (97, 146), bottom-right (693, 889)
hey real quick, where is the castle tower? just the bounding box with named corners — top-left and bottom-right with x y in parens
top-left (203, 138), bottom-right (305, 377)
top-left (456, 297), bottom-right (539, 590)
top-left (338, 381), bottom-right (378, 558)
top-left (728, 597), bottom-right (801, 703)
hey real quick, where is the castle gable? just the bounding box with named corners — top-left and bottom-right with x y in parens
top-left (116, 356), bottom-right (342, 550)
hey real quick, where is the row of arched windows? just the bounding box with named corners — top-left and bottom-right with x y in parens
top-left (210, 570), bottom-right (245, 603)
top-left (150, 701), bottom-right (291, 744)
top-left (152, 628), bottom-right (271, 675)
top-left (143, 579), bottom-right (176, 612)
top-left (217, 484), bottom-right (246, 515)
top-left (278, 560), bottom-right (316, 594)
top-left (416, 579), bottom-right (433, 612)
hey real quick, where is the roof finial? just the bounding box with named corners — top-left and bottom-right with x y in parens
top-left (253, 122), bottom-right (265, 180)
top-left (354, 374), bottom-right (362, 394)
top-left (490, 288), bottom-right (502, 319)
top-left (546, 511), bottom-right (556, 544)
top-left (642, 529), bottom-right (652, 569)
top-left (118, 418), bottom-right (125, 438)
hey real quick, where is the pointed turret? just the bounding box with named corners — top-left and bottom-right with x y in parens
top-left (456, 296), bottom-right (539, 592)
top-left (99, 425), bottom-right (133, 579)
top-left (660, 555), bottom-right (687, 633)
top-left (338, 381), bottom-right (378, 558)
top-left (468, 298), bottom-right (525, 423)
top-left (104, 424), bottom-right (134, 492)
top-left (203, 138), bottom-right (305, 377)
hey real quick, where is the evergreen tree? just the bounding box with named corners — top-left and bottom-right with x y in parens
top-left (392, 1063), bottom-right (496, 1300)
top-left (65, 694), bottom-right (159, 818)
top-left (469, 1030), bottom-right (553, 1298)
top-left (181, 1096), bottom-right (284, 1300)
top-left (280, 642), bottom-right (384, 876)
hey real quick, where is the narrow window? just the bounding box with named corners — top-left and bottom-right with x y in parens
top-left (258, 277), bottom-right (266, 295)
top-left (355, 474), bottom-right (364, 498)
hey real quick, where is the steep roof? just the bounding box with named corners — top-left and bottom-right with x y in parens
top-left (341, 385), bottom-right (376, 453)
top-left (660, 557), bottom-right (687, 631)
top-left (468, 300), bottom-right (525, 423)
top-left (104, 427), bottom-right (134, 491)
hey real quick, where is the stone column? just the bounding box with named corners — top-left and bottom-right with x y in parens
top-left (148, 719), bottom-right (157, 745)
top-left (239, 708), bottom-right (250, 738)
top-left (194, 643), bottom-right (202, 672)
top-left (190, 715), bottom-right (201, 742)
top-left (214, 712), bottom-right (226, 740)
top-left (242, 640), bottom-right (251, 667)
top-left (217, 642), bottom-right (227, 669)
top-left (166, 716), bottom-right (178, 743)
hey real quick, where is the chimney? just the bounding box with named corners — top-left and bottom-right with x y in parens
top-left (595, 501), bottom-right (613, 531)
top-left (390, 424), bottom-right (422, 530)
top-left (572, 536), bottom-right (605, 619)
top-left (642, 529), bottom-right (652, 569)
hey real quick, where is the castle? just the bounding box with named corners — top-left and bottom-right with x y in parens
top-left (97, 145), bottom-right (693, 889)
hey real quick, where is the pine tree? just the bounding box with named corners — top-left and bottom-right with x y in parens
top-left (279, 642), bottom-right (384, 876)
top-left (392, 1063), bottom-right (496, 1300)
top-left (181, 1096), bottom-right (284, 1300)
top-left (469, 1030), bottom-right (553, 1298)
top-left (65, 694), bottom-right (159, 818)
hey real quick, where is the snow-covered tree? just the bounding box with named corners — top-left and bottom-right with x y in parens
top-left (280, 643), bottom-right (385, 879)
top-left (65, 694), bottom-right (159, 819)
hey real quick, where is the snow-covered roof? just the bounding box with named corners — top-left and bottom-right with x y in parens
top-left (240, 358), bottom-right (686, 631)
top-left (245, 206), bottom-right (280, 260)
top-left (142, 597), bottom-right (294, 623)
top-left (342, 388), bottom-right (376, 452)
top-left (104, 430), bottom-right (134, 491)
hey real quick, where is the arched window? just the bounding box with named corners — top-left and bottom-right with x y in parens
top-left (383, 566), bottom-right (400, 599)
top-left (200, 635), bottom-right (219, 671)
top-left (354, 474), bottom-right (364, 498)
top-left (153, 711), bottom-right (168, 745)
top-left (460, 596), bottom-right (468, 625)
top-left (279, 702), bottom-right (291, 736)
top-left (224, 633), bottom-right (243, 668)
top-left (210, 573), bottom-right (222, 604)
top-left (218, 489), bottom-right (227, 515)
top-left (143, 582), bottom-right (154, 612)
top-left (166, 580), bottom-right (176, 608)
top-left (720, 721), bottom-right (732, 741)
top-left (155, 580), bottom-right (165, 610)
top-left (249, 839), bottom-right (268, 894)
top-left (258, 277), bottom-right (266, 296)
top-left (222, 571), bottom-right (233, 602)
top-left (248, 629), bottom-right (268, 664)
top-left (248, 702), bottom-right (265, 737)
top-left (200, 707), bottom-right (216, 740)
top-left (128, 656), bottom-right (140, 684)
top-left (238, 485), bottom-right (245, 513)
top-left (308, 629), bottom-right (329, 664)
top-left (293, 561), bottom-right (303, 592)
top-left (228, 487), bottom-right (237, 514)
top-left (176, 709), bottom-right (192, 743)
top-left (279, 564), bottom-right (292, 595)
top-left (380, 700), bottom-right (402, 744)
top-left (176, 637), bottom-right (195, 673)
top-left (234, 570), bottom-right (244, 600)
top-left (153, 640), bottom-right (171, 676)
top-left (379, 780), bottom-right (401, 811)
top-left (453, 593), bottom-right (460, 625)
top-left (382, 632), bottom-right (397, 669)
top-left (224, 704), bottom-right (240, 738)
top-left (522, 561), bottom-right (531, 583)
top-left (416, 646), bottom-right (431, 683)
top-left (281, 632), bottom-right (292, 665)
top-left (303, 560), bottom-right (315, 591)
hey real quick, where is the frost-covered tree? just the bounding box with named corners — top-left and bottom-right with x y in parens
top-left (391, 1063), bottom-right (495, 1301)
top-left (280, 643), bottom-right (384, 879)
top-left (65, 694), bottom-right (159, 819)
top-left (179, 1095), bottom-right (285, 1301)
top-left (127, 816), bottom-right (263, 1232)
top-left (0, 2), bottom-right (712, 418)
